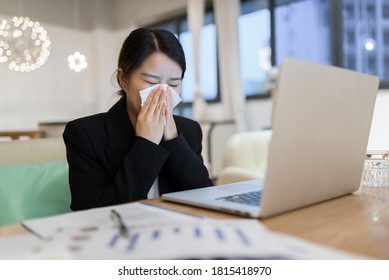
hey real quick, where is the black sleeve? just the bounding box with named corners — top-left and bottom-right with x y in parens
top-left (160, 120), bottom-right (213, 190)
top-left (63, 120), bottom-right (170, 211)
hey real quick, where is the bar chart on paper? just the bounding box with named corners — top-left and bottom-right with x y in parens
top-left (21, 203), bottom-right (269, 259)
top-left (19, 203), bottom-right (363, 260)
top-left (103, 221), bottom-right (258, 259)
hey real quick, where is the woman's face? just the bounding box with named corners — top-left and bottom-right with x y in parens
top-left (119, 52), bottom-right (182, 122)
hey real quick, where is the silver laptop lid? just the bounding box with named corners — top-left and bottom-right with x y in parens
top-left (260, 58), bottom-right (379, 217)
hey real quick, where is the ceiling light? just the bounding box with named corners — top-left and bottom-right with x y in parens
top-left (0, 16), bottom-right (51, 72)
top-left (68, 51), bottom-right (87, 72)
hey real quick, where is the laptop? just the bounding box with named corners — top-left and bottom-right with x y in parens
top-left (162, 58), bottom-right (379, 218)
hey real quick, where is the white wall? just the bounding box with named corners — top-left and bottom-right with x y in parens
top-left (0, 21), bottom-right (89, 129)
top-left (0, 0), bottom-right (188, 131)
top-left (0, 15), bottom-right (120, 130)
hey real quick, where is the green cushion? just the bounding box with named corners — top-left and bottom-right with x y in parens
top-left (0, 161), bottom-right (71, 226)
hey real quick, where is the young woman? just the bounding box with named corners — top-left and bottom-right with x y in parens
top-left (63, 28), bottom-right (213, 211)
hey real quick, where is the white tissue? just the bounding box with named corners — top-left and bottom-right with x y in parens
top-left (139, 84), bottom-right (182, 108)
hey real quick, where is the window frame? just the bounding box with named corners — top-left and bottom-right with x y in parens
top-left (146, 0), bottom-right (389, 107)
top-left (333, 0), bottom-right (389, 89)
top-left (239, 0), bottom-right (273, 100)
top-left (244, 0), bottom-right (389, 100)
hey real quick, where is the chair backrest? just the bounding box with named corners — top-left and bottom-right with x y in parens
top-left (0, 138), bottom-right (70, 226)
top-left (0, 138), bottom-right (66, 165)
top-left (222, 130), bottom-right (272, 170)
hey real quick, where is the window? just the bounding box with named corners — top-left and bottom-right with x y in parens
top-left (274, 0), bottom-right (331, 66)
top-left (240, 0), bottom-right (389, 94)
top-left (239, 0), bottom-right (271, 97)
top-left (179, 13), bottom-right (218, 103)
top-left (238, 0), bottom-right (331, 98)
top-left (342, 0), bottom-right (389, 83)
top-left (149, 0), bottom-right (389, 106)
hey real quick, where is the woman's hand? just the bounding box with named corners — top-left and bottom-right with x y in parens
top-left (135, 86), bottom-right (166, 144)
top-left (163, 88), bottom-right (178, 141)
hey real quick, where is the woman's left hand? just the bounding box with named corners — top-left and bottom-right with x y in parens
top-left (163, 90), bottom-right (178, 141)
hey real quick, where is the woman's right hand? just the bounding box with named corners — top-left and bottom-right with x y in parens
top-left (135, 86), bottom-right (167, 144)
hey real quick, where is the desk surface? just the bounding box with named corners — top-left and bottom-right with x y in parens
top-left (1, 186), bottom-right (389, 259)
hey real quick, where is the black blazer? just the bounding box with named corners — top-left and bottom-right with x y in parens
top-left (63, 98), bottom-right (213, 211)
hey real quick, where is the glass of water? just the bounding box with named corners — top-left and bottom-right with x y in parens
top-left (361, 151), bottom-right (389, 187)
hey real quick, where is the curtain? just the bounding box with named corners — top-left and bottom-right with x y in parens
top-left (213, 0), bottom-right (246, 131)
top-left (187, 0), bottom-right (208, 121)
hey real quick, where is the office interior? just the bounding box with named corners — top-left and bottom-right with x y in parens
top-left (0, 0), bottom-right (389, 260)
top-left (1, 0), bottom-right (389, 179)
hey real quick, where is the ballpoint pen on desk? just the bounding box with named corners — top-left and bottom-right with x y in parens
top-left (110, 209), bottom-right (129, 238)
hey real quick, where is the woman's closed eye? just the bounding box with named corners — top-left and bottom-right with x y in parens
top-left (145, 81), bottom-right (179, 88)
top-left (145, 81), bottom-right (158, 85)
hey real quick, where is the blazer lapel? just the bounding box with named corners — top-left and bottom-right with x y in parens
top-left (104, 98), bottom-right (135, 173)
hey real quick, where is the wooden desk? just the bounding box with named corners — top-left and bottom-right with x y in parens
top-left (1, 186), bottom-right (388, 259)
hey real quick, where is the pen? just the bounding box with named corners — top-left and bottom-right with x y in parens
top-left (110, 209), bottom-right (129, 238)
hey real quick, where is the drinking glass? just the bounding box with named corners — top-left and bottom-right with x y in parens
top-left (361, 151), bottom-right (389, 187)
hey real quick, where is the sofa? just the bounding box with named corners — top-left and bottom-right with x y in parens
top-left (0, 138), bottom-right (71, 226)
top-left (216, 130), bottom-right (272, 185)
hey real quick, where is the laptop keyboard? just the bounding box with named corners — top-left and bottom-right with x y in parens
top-left (216, 190), bottom-right (262, 206)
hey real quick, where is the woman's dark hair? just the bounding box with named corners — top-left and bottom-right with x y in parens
top-left (116, 27), bottom-right (186, 97)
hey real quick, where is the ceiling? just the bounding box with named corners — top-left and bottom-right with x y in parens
top-left (0, 0), bottom-right (188, 30)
